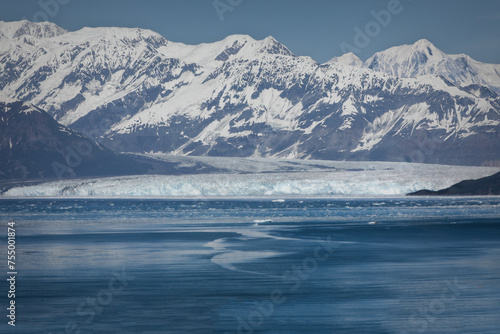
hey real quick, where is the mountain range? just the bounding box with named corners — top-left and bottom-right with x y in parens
top-left (1, 20), bottom-right (499, 167)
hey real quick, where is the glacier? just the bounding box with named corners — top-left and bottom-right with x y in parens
top-left (3, 159), bottom-right (498, 198)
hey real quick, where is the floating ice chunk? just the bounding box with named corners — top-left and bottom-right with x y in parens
top-left (253, 219), bottom-right (273, 224)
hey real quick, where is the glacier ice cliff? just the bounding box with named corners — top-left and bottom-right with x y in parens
top-left (3, 161), bottom-right (498, 198)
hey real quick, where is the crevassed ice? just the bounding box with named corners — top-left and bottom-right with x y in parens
top-left (3, 162), bottom-right (498, 198)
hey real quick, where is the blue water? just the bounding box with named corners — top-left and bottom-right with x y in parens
top-left (1, 197), bottom-right (499, 333)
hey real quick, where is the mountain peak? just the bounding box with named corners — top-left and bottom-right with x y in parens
top-left (413, 38), bottom-right (435, 48)
top-left (0, 20), bottom-right (67, 39)
top-left (75, 25), bottom-right (167, 45)
top-left (411, 39), bottom-right (442, 57)
top-left (326, 52), bottom-right (364, 67)
top-left (364, 38), bottom-right (500, 94)
top-left (365, 39), bottom-right (446, 76)
top-left (384, 39), bottom-right (444, 60)
top-left (259, 35), bottom-right (294, 56)
top-left (221, 34), bottom-right (256, 44)
top-left (212, 34), bottom-right (294, 61)
top-left (263, 35), bottom-right (278, 43)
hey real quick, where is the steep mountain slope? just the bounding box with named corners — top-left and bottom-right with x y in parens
top-left (1, 21), bottom-right (499, 166)
top-left (0, 100), bottom-right (151, 179)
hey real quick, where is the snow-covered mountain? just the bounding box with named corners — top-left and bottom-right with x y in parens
top-left (1, 21), bottom-right (499, 166)
top-left (365, 39), bottom-right (500, 95)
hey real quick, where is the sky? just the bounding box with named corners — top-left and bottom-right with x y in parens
top-left (0, 0), bottom-right (499, 64)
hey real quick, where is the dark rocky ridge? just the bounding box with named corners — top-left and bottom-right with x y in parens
top-left (0, 100), bottom-right (152, 180)
top-left (408, 171), bottom-right (500, 196)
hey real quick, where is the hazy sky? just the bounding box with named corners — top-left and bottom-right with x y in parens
top-left (1, 0), bottom-right (499, 63)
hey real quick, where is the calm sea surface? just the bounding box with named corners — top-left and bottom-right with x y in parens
top-left (1, 197), bottom-right (499, 333)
